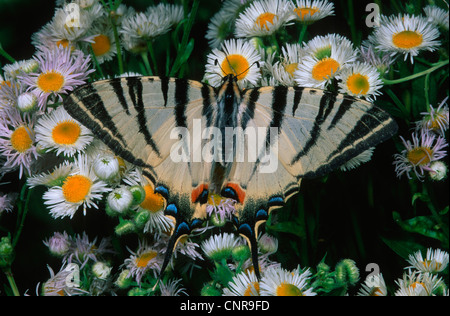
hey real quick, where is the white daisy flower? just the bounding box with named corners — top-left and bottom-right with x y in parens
top-left (424, 5), bottom-right (449, 30)
top-left (20, 46), bottom-right (94, 110)
top-left (223, 270), bottom-right (260, 296)
top-left (370, 14), bottom-right (441, 63)
top-left (291, 0), bottom-right (335, 24)
top-left (123, 240), bottom-right (164, 284)
top-left (35, 106), bottom-right (93, 157)
top-left (204, 38), bottom-right (264, 88)
top-left (120, 11), bottom-right (172, 41)
top-left (201, 232), bottom-right (241, 261)
top-left (395, 269), bottom-right (443, 296)
top-left (27, 161), bottom-right (74, 188)
top-left (31, 4), bottom-right (97, 51)
top-left (259, 267), bottom-right (316, 296)
top-left (406, 248), bottom-right (449, 273)
top-left (87, 18), bottom-right (117, 64)
top-left (357, 273), bottom-right (388, 296)
top-left (337, 61), bottom-right (383, 101)
top-left (271, 43), bottom-right (304, 86)
top-left (295, 34), bottom-right (357, 89)
top-left (43, 154), bottom-right (111, 219)
top-left (0, 110), bottom-right (38, 179)
top-left (235, 0), bottom-right (293, 37)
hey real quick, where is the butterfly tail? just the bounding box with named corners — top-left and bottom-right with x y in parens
top-left (238, 223), bottom-right (261, 280)
top-left (158, 221), bottom-right (191, 278)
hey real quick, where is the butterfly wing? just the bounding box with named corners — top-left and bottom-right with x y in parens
top-left (221, 86), bottom-right (398, 277)
top-left (63, 76), bottom-right (217, 274)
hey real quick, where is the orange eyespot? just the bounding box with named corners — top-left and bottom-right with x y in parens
top-left (191, 184), bottom-right (209, 203)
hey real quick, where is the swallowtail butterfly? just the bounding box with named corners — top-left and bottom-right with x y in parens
top-left (63, 75), bottom-right (397, 279)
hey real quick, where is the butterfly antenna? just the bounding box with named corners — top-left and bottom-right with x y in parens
top-left (236, 61), bottom-right (260, 79)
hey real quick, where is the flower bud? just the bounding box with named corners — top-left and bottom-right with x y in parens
top-left (92, 261), bottom-right (112, 280)
top-left (0, 236), bottom-right (14, 268)
top-left (107, 186), bottom-right (133, 214)
top-left (44, 232), bottom-right (71, 257)
top-left (93, 154), bottom-right (120, 181)
top-left (115, 220), bottom-right (136, 236)
top-left (335, 259), bottom-right (360, 285)
top-left (129, 185), bottom-right (146, 205)
top-left (258, 233), bottom-right (278, 254)
top-left (429, 161), bottom-right (447, 181)
top-left (17, 92), bottom-right (37, 112)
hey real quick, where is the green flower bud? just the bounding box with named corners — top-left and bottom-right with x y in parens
top-left (335, 259), bottom-right (360, 286)
top-left (201, 283), bottom-right (222, 296)
top-left (134, 209), bottom-right (150, 229)
top-left (115, 269), bottom-right (133, 289)
top-left (0, 236), bottom-right (14, 269)
top-left (231, 244), bottom-right (250, 262)
top-left (115, 220), bottom-right (136, 236)
top-left (129, 185), bottom-right (146, 205)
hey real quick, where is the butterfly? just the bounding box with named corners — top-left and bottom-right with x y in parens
top-left (63, 74), bottom-right (397, 279)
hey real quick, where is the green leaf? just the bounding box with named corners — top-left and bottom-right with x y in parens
top-left (393, 212), bottom-right (445, 242)
top-left (381, 235), bottom-right (427, 259)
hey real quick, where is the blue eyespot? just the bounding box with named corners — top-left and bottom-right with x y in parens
top-left (256, 209), bottom-right (268, 220)
top-left (268, 196), bottom-right (284, 206)
top-left (191, 219), bottom-right (203, 229)
top-left (155, 185), bottom-right (169, 198)
top-left (176, 222), bottom-right (190, 235)
top-left (238, 223), bottom-right (253, 237)
top-left (165, 203), bottom-right (178, 216)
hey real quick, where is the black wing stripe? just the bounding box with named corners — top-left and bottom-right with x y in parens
top-left (201, 83), bottom-right (214, 127)
top-left (328, 96), bottom-right (355, 130)
top-left (291, 91), bottom-right (335, 164)
top-left (110, 78), bottom-right (130, 115)
top-left (160, 76), bottom-right (170, 107)
top-left (292, 86), bottom-right (304, 116)
top-left (174, 78), bottom-right (189, 128)
top-left (127, 77), bottom-right (161, 157)
top-left (64, 94), bottom-right (156, 179)
top-left (73, 83), bottom-right (127, 145)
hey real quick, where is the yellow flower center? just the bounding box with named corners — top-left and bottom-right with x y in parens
top-left (140, 184), bottom-right (164, 213)
top-left (10, 126), bottom-right (33, 153)
top-left (369, 287), bottom-right (383, 296)
top-left (52, 121), bottom-right (81, 145)
top-left (407, 147), bottom-right (432, 166)
top-left (56, 39), bottom-right (70, 48)
top-left (422, 260), bottom-right (441, 271)
top-left (294, 7), bottom-right (319, 20)
top-left (346, 73), bottom-right (370, 95)
top-left (208, 193), bottom-right (225, 206)
top-left (244, 282), bottom-right (260, 296)
top-left (392, 31), bottom-right (423, 49)
top-left (62, 175), bottom-right (92, 203)
top-left (221, 54), bottom-right (250, 81)
top-left (37, 71), bottom-right (65, 93)
top-left (284, 63), bottom-right (298, 77)
top-left (276, 283), bottom-right (303, 296)
top-left (135, 250), bottom-right (157, 268)
top-left (255, 12), bottom-right (276, 30)
top-left (91, 34), bottom-right (111, 56)
top-left (311, 57), bottom-right (340, 81)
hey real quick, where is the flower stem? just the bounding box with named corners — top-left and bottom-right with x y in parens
top-left (147, 40), bottom-right (158, 75)
top-left (110, 17), bottom-right (124, 74)
top-left (140, 52), bottom-right (153, 76)
top-left (0, 43), bottom-right (16, 63)
top-left (4, 269), bottom-right (20, 296)
top-left (297, 24), bottom-right (308, 44)
top-left (12, 185), bottom-right (32, 249)
top-left (382, 59), bottom-right (449, 85)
